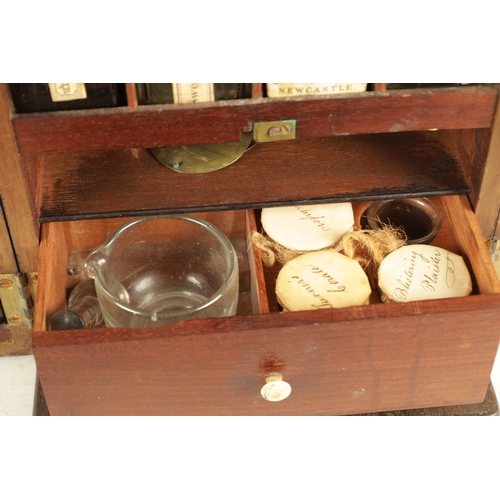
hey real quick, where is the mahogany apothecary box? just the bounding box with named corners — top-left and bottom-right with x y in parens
top-left (4, 84), bottom-right (500, 415)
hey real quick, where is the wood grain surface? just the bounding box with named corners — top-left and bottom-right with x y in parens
top-left (0, 202), bottom-right (17, 272)
top-left (11, 86), bottom-right (497, 155)
top-left (38, 131), bottom-right (470, 222)
top-left (32, 294), bottom-right (500, 415)
top-left (0, 85), bottom-right (39, 272)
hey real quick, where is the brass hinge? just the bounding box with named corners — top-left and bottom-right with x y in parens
top-left (0, 273), bottom-right (36, 328)
top-left (253, 120), bottom-right (296, 143)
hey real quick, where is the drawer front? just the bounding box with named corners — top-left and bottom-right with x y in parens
top-left (31, 197), bottom-right (500, 415)
top-left (33, 295), bottom-right (500, 416)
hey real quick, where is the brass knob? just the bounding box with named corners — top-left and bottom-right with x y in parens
top-left (261, 372), bottom-right (292, 402)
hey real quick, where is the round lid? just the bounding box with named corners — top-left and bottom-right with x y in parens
top-left (378, 244), bottom-right (472, 302)
top-left (276, 250), bottom-right (371, 311)
top-left (261, 203), bottom-right (354, 251)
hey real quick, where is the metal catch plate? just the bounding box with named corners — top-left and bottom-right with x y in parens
top-left (253, 120), bottom-right (296, 143)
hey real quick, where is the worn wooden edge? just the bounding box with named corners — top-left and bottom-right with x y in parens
top-left (33, 378), bottom-right (499, 416)
top-left (32, 292), bottom-right (500, 350)
top-left (356, 381), bottom-right (499, 416)
top-left (245, 210), bottom-right (269, 314)
top-left (473, 85), bottom-right (500, 239)
top-left (125, 84), bottom-right (138, 108)
top-left (0, 200), bottom-right (17, 272)
top-left (33, 222), bottom-right (68, 333)
top-left (0, 325), bottom-right (32, 356)
top-left (441, 195), bottom-right (500, 294)
top-left (252, 83), bottom-right (263, 99)
top-left (33, 376), bottom-right (50, 416)
top-left (20, 155), bottom-right (42, 240)
top-left (11, 86), bottom-right (498, 155)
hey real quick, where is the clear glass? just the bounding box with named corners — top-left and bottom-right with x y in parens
top-left (48, 279), bottom-right (104, 330)
top-left (85, 215), bottom-right (239, 328)
top-left (366, 197), bottom-right (443, 245)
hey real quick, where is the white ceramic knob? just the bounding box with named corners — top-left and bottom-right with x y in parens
top-left (261, 372), bottom-right (292, 402)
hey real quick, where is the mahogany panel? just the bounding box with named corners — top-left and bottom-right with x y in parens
top-left (358, 381), bottom-right (499, 416)
top-left (32, 294), bottom-right (500, 415)
top-left (440, 195), bottom-right (500, 294)
top-left (12, 86), bottom-right (497, 155)
top-left (39, 131), bottom-right (470, 222)
top-left (0, 85), bottom-right (39, 272)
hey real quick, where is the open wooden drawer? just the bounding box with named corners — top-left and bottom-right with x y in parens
top-left (32, 195), bottom-right (500, 415)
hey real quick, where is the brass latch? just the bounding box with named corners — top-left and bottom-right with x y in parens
top-left (253, 120), bottom-right (296, 143)
top-left (0, 273), bottom-right (36, 328)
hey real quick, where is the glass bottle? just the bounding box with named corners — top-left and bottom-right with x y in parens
top-left (385, 83), bottom-right (473, 90)
top-left (8, 83), bottom-right (126, 113)
top-left (48, 279), bottom-right (104, 330)
top-left (135, 83), bottom-right (252, 105)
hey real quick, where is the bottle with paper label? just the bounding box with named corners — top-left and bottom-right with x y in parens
top-left (8, 83), bottom-right (126, 113)
top-left (136, 83), bottom-right (252, 104)
top-left (266, 83), bottom-right (367, 98)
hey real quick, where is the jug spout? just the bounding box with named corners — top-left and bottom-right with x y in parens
top-left (84, 247), bottom-right (107, 281)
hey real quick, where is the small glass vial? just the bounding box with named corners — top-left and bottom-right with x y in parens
top-left (49, 279), bottom-right (104, 330)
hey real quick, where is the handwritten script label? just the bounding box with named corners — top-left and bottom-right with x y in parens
top-left (295, 206), bottom-right (331, 232)
top-left (261, 203), bottom-right (354, 252)
top-left (290, 264), bottom-right (346, 309)
top-left (378, 244), bottom-right (471, 303)
top-left (276, 250), bottom-right (372, 311)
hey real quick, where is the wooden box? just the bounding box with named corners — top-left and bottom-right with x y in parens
top-left (32, 195), bottom-right (500, 415)
top-left (2, 84), bottom-right (500, 415)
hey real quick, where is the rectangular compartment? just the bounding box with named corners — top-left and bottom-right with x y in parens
top-left (32, 196), bottom-right (500, 415)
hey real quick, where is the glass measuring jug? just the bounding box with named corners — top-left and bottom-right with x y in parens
top-left (85, 215), bottom-right (239, 328)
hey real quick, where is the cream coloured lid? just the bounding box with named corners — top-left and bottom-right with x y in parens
top-left (276, 250), bottom-right (371, 311)
top-left (378, 244), bottom-right (472, 302)
top-left (261, 203), bottom-right (354, 251)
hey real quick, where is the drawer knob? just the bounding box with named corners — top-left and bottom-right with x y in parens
top-left (261, 372), bottom-right (291, 402)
